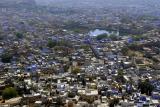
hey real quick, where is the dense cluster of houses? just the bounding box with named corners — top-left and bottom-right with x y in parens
top-left (0, 4), bottom-right (160, 107)
top-left (0, 29), bottom-right (160, 107)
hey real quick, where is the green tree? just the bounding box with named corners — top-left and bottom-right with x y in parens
top-left (96, 34), bottom-right (108, 40)
top-left (64, 65), bottom-right (69, 72)
top-left (86, 96), bottom-right (94, 104)
top-left (71, 67), bottom-right (81, 74)
top-left (138, 79), bottom-right (154, 96)
top-left (132, 35), bottom-right (146, 41)
top-left (121, 47), bottom-right (129, 56)
top-left (109, 34), bottom-right (118, 41)
top-left (118, 69), bottom-right (124, 76)
top-left (128, 43), bottom-right (142, 51)
top-left (116, 69), bottom-right (125, 83)
top-left (56, 97), bottom-right (64, 106)
top-left (58, 40), bottom-right (71, 47)
top-left (81, 45), bottom-right (90, 51)
top-left (2, 87), bottom-right (18, 100)
top-left (47, 39), bottom-right (57, 48)
top-left (16, 32), bottom-right (23, 39)
top-left (109, 98), bottom-right (119, 107)
top-left (1, 52), bottom-right (13, 63)
top-left (68, 92), bottom-right (76, 98)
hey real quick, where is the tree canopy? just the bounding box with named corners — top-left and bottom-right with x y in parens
top-left (16, 32), bottom-right (24, 39)
top-left (68, 92), bottom-right (76, 98)
top-left (138, 79), bottom-right (154, 96)
top-left (47, 39), bottom-right (71, 48)
top-left (2, 87), bottom-right (18, 100)
top-left (47, 39), bottom-right (57, 48)
top-left (132, 35), bottom-right (147, 41)
top-left (96, 34), bottom-right (108, 40)
top-left (71, 67), bottom-right (81, 74)
top-left (1, 52), bottom-right (13, 63)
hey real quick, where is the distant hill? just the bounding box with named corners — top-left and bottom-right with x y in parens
top-left (35, 0), bottom-right (160, 16)
top-left (0, 0), bottom-right (36, 9)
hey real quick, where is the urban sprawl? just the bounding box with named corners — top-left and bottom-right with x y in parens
top-left (0, 0), bottom-right (160, 107)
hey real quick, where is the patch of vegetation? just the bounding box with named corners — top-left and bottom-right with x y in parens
top-left (1, 52), bottom-right (13, 63)
top-left (132, 35), bottom-right (146, 41)
top-left (47, 39), bottom-right (71, 48)
top-left (73, 29), bottom-right (81, 33)
top-left (57, 40), bottom-right (71, 47)
top-left (47, 39), bottom-right (57, 48)
top-left (0, 36), bottom-right (4, 40)
top-left (71, 67), bottom-right (81, 74)
top-left (115, 69), bottom-right (126, 83)
top-left (64, 65), bottom-right (69, 72)
top-left (96, 33), bottom-right (119, 41)
top-left (96, 34), bottom-right (108, 40)
top-left (138, 79), bottom-right (154, 96)
top-left (121, 46), bottom-right (143, 57)
top-left (128, 43), bottom-right (143, 51)
top-left (16, 32), bottom-right (24, 39)
top-left (80, 45), bottom-right (90, 51)
top-left (2, 87), bottom-right (18, 100)
top-left (109, 98), bottom-right (119, 107)
top-left (109, 34), bottom-right (119, 41)
top-left (68, 92), bottom-right (76, 98)
top-left (64, 21), bottom-right (89, 33)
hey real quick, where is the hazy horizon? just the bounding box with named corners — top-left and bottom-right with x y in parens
top-left (35, 0), bottom-right (160, 7)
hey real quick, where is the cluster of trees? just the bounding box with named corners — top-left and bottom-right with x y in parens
top-left (71, 67), bottom-right (81, 74)
top-left (115, 69), bottom-right (126, 83)
top-left (16, 32), bottom-right (24, 39)
top-left (55, 97), bottom-right (64, 106)
top-left (47, 39), bottom-right (71, 48)
top-left (80, 45), bottom-right (90, 51)
top-left (121, 47), bottom-right (136, 57)
top-left (63, 20), bottom-right (89, 33)
top-left (128, 43), bottom-right (142, 51)
top-left (1, 52), bottom-right (13, 63)
top-left (121, 47), bottom-right (129, 56)
top-left (68, 91), bottom-right (76, 98)
top-left (138, 79), bottom-right (154, 96)
top-left (96, 34), bottom-right (108, 40)
top-left (96, 34), bottom-right (119, 41)
top-left (63, 65), bottom-right (70, 72)
top-left (118, 24), bottom-right (146, 36)
top-left (121, 43), bottom-right (143, 56)
top-left (80, 95), bottom-right (95, 105)
top-left (131, 35), bottom-right (147, 41)
top-left (47, 39), bottom-right (57, 48)
top-left (2, 87), bottom-right (18, 100)
top-left (109, 98), bottom-right (119, 107)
